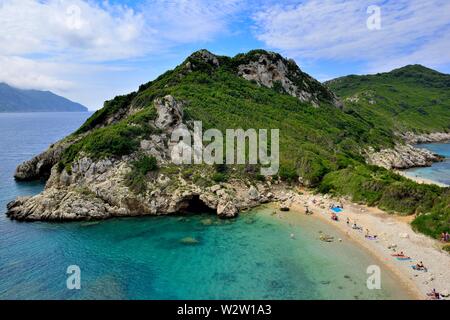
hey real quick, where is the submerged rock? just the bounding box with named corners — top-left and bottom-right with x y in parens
top-left (200, 218), bottom-right (213, 226)
top-left (179, 237), bottom-right (200, 245)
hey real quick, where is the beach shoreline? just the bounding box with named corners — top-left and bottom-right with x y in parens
top-left (286, 188), bottom-right (449, 300)
top-left (395, 170), bottom-right (449, 187)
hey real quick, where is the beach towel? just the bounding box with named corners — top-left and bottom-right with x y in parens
top-left (331, 207), bottom-right (342, 213)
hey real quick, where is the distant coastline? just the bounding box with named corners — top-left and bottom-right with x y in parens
top-left (0, 82), bottom-right (88, 113)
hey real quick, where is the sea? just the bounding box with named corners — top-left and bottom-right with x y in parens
top-left (403, 142), bottom-right (450, 186)
top-left (0, 112), bottom-right (420, 299)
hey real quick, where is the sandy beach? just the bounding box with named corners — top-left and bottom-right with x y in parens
top-left (286, 188), bottom-right (450, 300)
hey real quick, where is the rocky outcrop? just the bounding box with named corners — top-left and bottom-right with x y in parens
top-left (6, 157), bottom-right (279, 220)
top-left (236, 51), bottom-right (342, 108)
top-left (400, 132), bottom-right (450, 144)
top-left (154, 95), bottom-right (184, 131)
top-left (184, 49), bottom-right (342, 108)
top-left (6, 94), bottom-right (282, 221)
top-left (185, 49), bottom-right (220, 70)
top-left (366, 144), bottom-right (443, 169)
top-left (366, 131), bottom-right (450, 170)
top-left (14, 140), bottom-right (75, 181)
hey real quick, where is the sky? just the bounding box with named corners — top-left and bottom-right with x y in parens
top-left (0, 0), bottom-right (449, 110)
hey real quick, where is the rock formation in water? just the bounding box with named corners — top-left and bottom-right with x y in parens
top-left (366, 144), bottom-right (443, 169)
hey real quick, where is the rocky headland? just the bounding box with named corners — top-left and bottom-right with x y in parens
top-left (5, 50), bottom-right (450, 231)
top-left (8, 50), bottom-right (331, 221)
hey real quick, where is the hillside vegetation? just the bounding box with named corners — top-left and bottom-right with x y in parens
top-left (326, 65), bottom-right (450, 133)
top-left (59, 51), bottom-right (449, 238)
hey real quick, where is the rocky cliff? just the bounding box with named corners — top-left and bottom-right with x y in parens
top-left (184, 49), bottom-right (342, 108)
top-left (366, 131), bottom-right (449, 170)
top-left (399, 131), bottom-right (450, 144)
top-left (7, 94), bottom-right (284, 221)
top-left (366, 144), bottom-right (443, 169)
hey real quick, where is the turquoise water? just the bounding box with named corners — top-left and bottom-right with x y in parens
top-left (404, 142), bottom-right (450, 185)
top-left (0, 113), bottom-right (412, 300)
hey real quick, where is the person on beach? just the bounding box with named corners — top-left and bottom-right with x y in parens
top-left (346, 217), bottom-right (350, 226)
top-left (305, 206), bottom-right (311, 215)
top-left (392, 251), bottom-right (405, 257)
top-left (331, 213), bottom-right (338, 221)
top-left (427, 289), bottom-right (440, 300)
top-left (352, 222), bottom-right (362, 231)
top-left (441, 232), bottom-right (449, 242)
top-left (415, 261), bottom-right (427, 271)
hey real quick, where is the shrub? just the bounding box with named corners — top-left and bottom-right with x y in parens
top-left (255, 174), bottom-right (266, 182)
top-left (125, 155), bottom-right (158, 194)
top-left (212, 172), bottom-right (228, 183)
top-left (76, 93), bottom-right (136, 134)
top-left (133, 155), bottom-right (158, 175)
top-left (278, 165), bottom-right (298, 182)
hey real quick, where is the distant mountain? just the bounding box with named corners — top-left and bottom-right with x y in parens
top-left (0, 83), bottom-right (88, 112)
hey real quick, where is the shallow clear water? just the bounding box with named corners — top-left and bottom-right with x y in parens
top-left (0, 113), bottom-right (413, 300)
top-left (403, 142), bottom-right (450, 185)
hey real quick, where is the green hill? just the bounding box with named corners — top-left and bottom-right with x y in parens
top-left (325, 65), bottom-right (450, 133)
top-left (65, 50), bottom-right (392, 185)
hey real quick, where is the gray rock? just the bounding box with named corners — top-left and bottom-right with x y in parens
top-left (366, 144), bottom-right (443, 169)
top-left (210, 185), bottom-right (221, 193)
top-left (248, 185), bottom-right (260, 200)
top-left (237, 52), bottom-right (341, 108)
top-left (217, 201), bottom-right (238, 218)
top-left (14, 140), bottom-right (72, 181)
top-left (154, 95), bottom-right (183, 130)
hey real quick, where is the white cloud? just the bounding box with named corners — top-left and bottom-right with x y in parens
top-left (0, 0), bottom-right (242, 61)
top-left (0, 0), bottom-right (149, 60)
top-left (0, 0), bottom-right (242, 107)
top-left (253, 0), bottom-right (450, 72)
top-left (0, 56), bottom-right (73, 91)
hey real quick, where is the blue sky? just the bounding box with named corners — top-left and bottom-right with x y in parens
top-left (0, 0), bottom-right (449, 110)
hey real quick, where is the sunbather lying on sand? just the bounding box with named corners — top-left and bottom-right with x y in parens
top-left (391, 251), bottom-right (406, 257)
